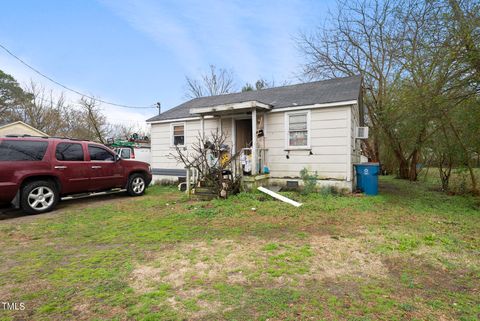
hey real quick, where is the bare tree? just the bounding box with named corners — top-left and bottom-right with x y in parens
top-left (170, 129), bottom-right (241, 197)
top-left (109, 123), bottom-right (150, 142)
top-left (298, 0), bottom-right (406, 163)
top-left (79, 97), bottom-right (110, 144)
top-left (297, 0), bottom-right (464, 181)
top-left (185, 65), bottom-right (235, 98)
top-left (0, 70), bottom-right (124, 143)
top-left (17, 81), bottom-right (68, 135)
top-left (109, 123), bottom-right (135, 140)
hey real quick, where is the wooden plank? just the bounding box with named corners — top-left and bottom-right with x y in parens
top-left (257, 186), bottom-right (302, 207)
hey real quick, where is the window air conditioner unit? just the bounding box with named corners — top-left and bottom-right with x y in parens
top-left (356, 127), bottom-right (369, 139)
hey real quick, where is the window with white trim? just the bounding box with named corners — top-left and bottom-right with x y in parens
top-left (286, 111), bottom-right (309, 148)
top-left (172, 123), bottom-right (185, 146)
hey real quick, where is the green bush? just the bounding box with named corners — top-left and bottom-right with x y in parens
top-left (300, 168), bottom-right (318, 195)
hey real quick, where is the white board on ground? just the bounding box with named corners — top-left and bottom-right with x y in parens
top-left (257, 186), bottom-right (302, 207)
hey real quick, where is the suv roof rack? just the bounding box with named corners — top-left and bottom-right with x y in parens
top-left (4, 134), bottom-right (49, 139)
top-left (2, 134), bottom-right (93, 142)
top-left (49, 136), bottom-right (86, 141)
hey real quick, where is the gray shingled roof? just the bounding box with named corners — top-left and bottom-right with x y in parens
top-left (147, 75), bottom-right (361, 122)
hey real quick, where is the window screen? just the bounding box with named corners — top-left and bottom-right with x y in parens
top-left (173, 124), bottom-right (185, 146)
top-left (0, 140), bottom-right (48, 161)
top-left (288, 113), bottom-right (308, 147)
top-left (88, 145), bottom-right (114, 161)
top-left (55, 143), bottom-right (84, 161)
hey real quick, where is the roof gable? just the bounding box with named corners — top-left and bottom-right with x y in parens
top-left (0, 121), bottom-right (48, 136)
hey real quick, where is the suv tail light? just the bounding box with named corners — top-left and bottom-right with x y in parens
top-left (131, 148), bottom-right (135, 159)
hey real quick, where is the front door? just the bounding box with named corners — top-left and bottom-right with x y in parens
top-left (87, 144), bottom-right (124, 191)
top-left (52, 142), bottom-right (90, 194)
top-left (235, 119), bottom-right (252, 151)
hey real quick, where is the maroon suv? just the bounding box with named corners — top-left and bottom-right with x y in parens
top-left (0, 136), bottom-right (152, 214)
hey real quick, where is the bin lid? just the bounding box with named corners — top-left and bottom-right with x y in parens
top-left (354, 162), bottom-right (380, 166)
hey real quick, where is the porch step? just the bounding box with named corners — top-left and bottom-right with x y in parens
top-left (242, 174), bottom-right (270, 191)
top-left (193, 187), bottom-right (217, 201)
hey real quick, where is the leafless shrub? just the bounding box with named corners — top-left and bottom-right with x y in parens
top-left (169, 129), bottom-right (241, 198)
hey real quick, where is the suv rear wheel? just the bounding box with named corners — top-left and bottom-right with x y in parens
top-left (127, 173), bottom-right (146, 196)
top-left (21, 180), bottom-right (59, 214)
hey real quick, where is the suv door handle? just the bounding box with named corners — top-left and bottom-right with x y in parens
top-left (91, 165), bottom-right (102, 169)
top-left (54, 166), bottom-right (67, 169)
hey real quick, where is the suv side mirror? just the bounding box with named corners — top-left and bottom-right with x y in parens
top-left (115, 154), bottom-right (121, 162)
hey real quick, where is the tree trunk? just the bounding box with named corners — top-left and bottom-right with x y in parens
top-left (408, 149), bottom-right (419, 181)
top-left (438, 155), bottom-right (453, 192)
top-left (444, 114), bottom-right (479, 194)
top-left (362, 131), bottom-right (380, 163)
top-left (466, 162), bottom-right (479, 195)
top-left (380, 125), bottom-right (411, 179)
top-left (398, 159), bottom-right (410, 179)
top-left (373, 134), bottom-right (380, 163)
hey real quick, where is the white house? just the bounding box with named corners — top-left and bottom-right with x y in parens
top-left (146, 75), bottom-right (365, 191)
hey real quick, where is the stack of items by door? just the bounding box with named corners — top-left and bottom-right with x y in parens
top-left (240, 148), bottom-right (252, 175)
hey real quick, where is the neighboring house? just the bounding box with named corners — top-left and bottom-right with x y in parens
top-left (146, 75), bottom-right (365, 191)
top-left (0, 121), bottom-right (48, 137)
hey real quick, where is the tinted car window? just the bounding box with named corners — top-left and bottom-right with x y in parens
top-left (56, 143), bottom-right (84, 161)
top-left (0, 140), bottom-right (48, 161)
top-left (88, 145), bottom-right (114, 161)
top-left (120, 148), bottom-right (131, 159)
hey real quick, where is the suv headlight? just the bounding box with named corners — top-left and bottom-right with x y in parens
top-left (148, 165), bottom-right (152, 173)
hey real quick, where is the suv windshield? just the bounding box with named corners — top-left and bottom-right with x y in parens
top-left (0, 140), bottom-right (49, 161)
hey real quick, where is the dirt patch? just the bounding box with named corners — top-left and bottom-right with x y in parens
top-left (129, 233), bottom-right (388, 318)
top-left (130, 265), bottom-right (164, 293)
top-left (130, 235), bottom-right (388, 290)
top-left (131, 238), bottom-right (262, 294)
top-left (383, 255), bottom-right (478, 294)
top-left (414, 245), bottom-right (480, 270)
top-left (227, 271), bottom-right (248, 284)
top-left (307, 235), bottom-right (387, 281)
top-left (71, 299), bottom-right (127, 321)
top-left (321, 277), bottom-right (361, 300)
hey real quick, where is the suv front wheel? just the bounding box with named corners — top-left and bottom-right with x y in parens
top-left (127, 173), bottom-right (146, 196)
top-left (21, 180), bottom-right (59, 214)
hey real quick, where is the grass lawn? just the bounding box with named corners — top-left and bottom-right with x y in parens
top-left (0, 176), bottom-right (479, 320)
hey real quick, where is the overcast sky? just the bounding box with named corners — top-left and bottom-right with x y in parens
top-left (0, 0), bottom-right (333, 126)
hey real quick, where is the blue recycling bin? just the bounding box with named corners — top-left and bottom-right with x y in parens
top-left (354, 163), bottom-right (380, 195)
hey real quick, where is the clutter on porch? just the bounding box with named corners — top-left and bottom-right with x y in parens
top-left (171, 128), bottom-right (271, 199)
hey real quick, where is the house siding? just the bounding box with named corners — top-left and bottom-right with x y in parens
top-left (350, 103), bottom-right (362, 184)
top-left (150, 117), bottom-right (234, 181)
top-left (150, 118), bottom-right (217, 169)
top-left (220, 117), bottom-right (233, 147)
top-left (149, 105), bottom-right (359, 190)
top-left (351, 103), bottom-right (362, 161)
top-left (265, 107), bottom-right (350, 180)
